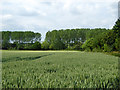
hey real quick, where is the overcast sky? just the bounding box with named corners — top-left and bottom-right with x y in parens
top-left (0, 0), bottom-right (119, 41)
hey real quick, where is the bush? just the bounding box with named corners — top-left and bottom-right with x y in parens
top-left (49, 44), bottom-right (54, 50)
top-left (66, 46), bottom-right (74, 50)
top-left (82, 38), bottom-right (95, 51)
top-left (41, 41), bottom-right (50, 50)
top-left (92, 47), bottom-right (102, 52)
top-left (17, 44), bottom-right (24, 50)
top-left (84, 48), bottom-right (92, 52)
top-left (32, 41), bottom-right (41, 50)
top-left (114, 38), bottom-right (120, 51)
top-left (49, 41), bottom-right (65, 50)
top-left (103, 44), bottom-right (113, 52)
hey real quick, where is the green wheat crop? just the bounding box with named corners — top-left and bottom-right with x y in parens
top-left (2, 50), bottom-right (120, 88)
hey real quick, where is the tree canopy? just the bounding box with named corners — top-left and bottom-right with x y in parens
top-left (1, 19), bottom-right (120, 52)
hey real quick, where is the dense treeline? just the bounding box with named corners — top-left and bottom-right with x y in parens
top-left (0, 19), bottom-right (120, 52)
top-left (43, 28), bottom-right (108, 50)
top-left (43, 19), bottom-right (120, 52)
top-left (1, 31), bottom-right (41, 50)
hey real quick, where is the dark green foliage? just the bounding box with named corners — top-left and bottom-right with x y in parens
top-left (23, 43), bottom-right (34, 50)
top-left (82, 38), bottom-right (95, 51)
top-left (45, 28), bottom-right (108, 50)
top-left (2, 31), bottom-right (11, 49)
top-left (112, 19), bottom-right (120, 38)
top-left (10, 31), bottom-right (41, 43)
top-left (1, 19), bottom-right (120, 52)
top-left (32, 41), bottom-right (41, 50)
top-left (44, 21), bottom-right (119, 51)
top-left (41, 41), bottom-right (50, 50)
top-left (114, 38), bottom-right (120, 51)
top-left (72, 42), bottom-right (83, 50)
top-left (1, 31), bottom-right (41, 50)
top-left (103, 44), bottom-right (113, 52)
top-left (81, 19), bottom-right (120, 52)
top-left (82, 30), bottom-right (116, 52)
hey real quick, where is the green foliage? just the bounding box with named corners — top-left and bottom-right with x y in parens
top-left (114, 38), bottom-right (120, 51)
top-left (49, 43), bottom-right (54, 50)
top-left (2, 31), bottom-right (11, 49)
top-left (102, 31), bottom-right (116, 47)
top-left (51, 41), bottom-right (65, 50)
top-left (1, 31), bottom-right (41, 50)
top-left (41, 41), bottom-right (50, 50)
top-left (32, 41), bottom-right (41, 50)
top-left (103, 44), bottom-right (113, 52)
top-left (44, 19), bottom-right (120, 51)
top-left (72, 43), bottom-right (82, 50)
top-left (23, 43), bottom-right (33, 50)
top-left (1, 19), bottom-right (120, 52)
top-left (86, 28), bottom-right (107, 40)
top-left (45, 28), bottom-right (108, 50)
top-left (82, 28), bottom-right (119, 52)
top-left (112, 19), bottom-right (120, 38)
top-left (2, 51), bottom-right (119, 88)
top-left (46, 30), bottom-right (65, 50)
top-left (82, 38), bottom-right (95, 51)
top-left (92, 47), bottom-right (102, 52)
top-left (106, 51), bottom-right (120, 57)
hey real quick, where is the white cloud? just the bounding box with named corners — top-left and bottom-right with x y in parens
top-left (2, 14), bottom-right (12, 19)
top-left (1, 0), bottom-right (119, 40)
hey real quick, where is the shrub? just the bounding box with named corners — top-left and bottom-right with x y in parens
top-left (32, 41), bottom-right (41, 50)
top-left (103, 44), bottom-right (113, 52)
top-left (82, 38), bottom-right (95, 51)
top-left (92, 47), bottom-right (102, 52)
top-left (114, 38), bottom-right (120, 51)
top-left (41, 41), bottom-right (50, 50)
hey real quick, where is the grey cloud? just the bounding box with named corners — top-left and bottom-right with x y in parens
top-left (40, 2), bottom-right (52, 5)
top-left (1, 0), bottom-right (118, 40)
top-left (2, 7), bottom-right (42, 17)
top-left (2, 24), bottom-right (25, 30)
top-left (18, 9), bottom-right (40, 17)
